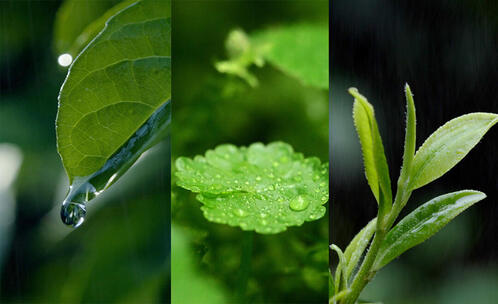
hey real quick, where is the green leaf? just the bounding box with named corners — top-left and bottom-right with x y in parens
top-left (216, 24), bottom-right (328, 89)
top-left (373, 190), bottom-right (486, 270)
top-left (330, 244), bottom-right (347, 295)
top-left (56, 0), bottom-right (171, 183)
top-left (53, 0), bottom-right (122, 56)
top-left (398, 84), bottom-right (416, 183)
top-left (172, 225), bottom-right (228, 304)
top-left (409, 113), bottom-right (498, 190)
top-left (349, 88), bottom-right (392, 217)
top-left (175, 142), bottom-right (328, 234)
top-left (344, 218), bottom-right (377, 281)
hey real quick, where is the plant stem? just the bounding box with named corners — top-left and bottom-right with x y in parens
top-left (237, 231), bottom-right (254, 303)
top-left (342, 229), bottom-right (385, 304)
top-left (343, 183), bottom-right (413, 304)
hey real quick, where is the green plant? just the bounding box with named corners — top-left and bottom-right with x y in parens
top-left (330, 84), bottom-right (498, 304)
top-left (175, 142), bottom-right (329, 300)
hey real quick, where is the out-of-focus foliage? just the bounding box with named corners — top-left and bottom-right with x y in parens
top-left (217, 24), bottom-right (328, 89)
top-left (53, 0), bottom-right (122, 56)
top-left (173, 0), bottom-right (328, 302)
top-left (171, 225), bottom-right (228, 304)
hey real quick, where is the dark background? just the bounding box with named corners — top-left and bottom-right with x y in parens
top-left (331, 0), bottom-right (498, 303)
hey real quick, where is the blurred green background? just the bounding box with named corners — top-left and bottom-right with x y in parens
top-left (331, 1), bottom-right (498, 303)
top-left (0, 0), bottom-right (169, 302)
top-left (172, 0), bottom-right (328, 303)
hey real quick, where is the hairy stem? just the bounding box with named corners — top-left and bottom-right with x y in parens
top-left (344, 182), bottom-right (412, 304)
top-left (342, 229), bottom-right (385, 304)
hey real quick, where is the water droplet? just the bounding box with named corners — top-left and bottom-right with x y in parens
top-left (234, 208), bottom-right (247, 217)
top-left (60, 202), bottom-right (87, 228)
top-left (57, 53), bottom-right (73, 67)
top-left (289, 195), bottom-right (309, 211)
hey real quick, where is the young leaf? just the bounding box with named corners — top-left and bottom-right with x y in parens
top-left (398, 84), bottom-right (416, 183)
top-left (343, 218), bottom-right (377, 281)
top-left (175, 142), bottom-right (328, 234)
top-left (56, 0), bottom-right (171, 183)
top-left (409, 113), bottom-right (498, 190)
top-left (349, 88), bottom-right (392, 216)
top-left (217, 24), bottom-right (328, 89)
top-left (330, 244), bottom-right (348, 295)
top-left (373, 190), bottom-right (486, 270)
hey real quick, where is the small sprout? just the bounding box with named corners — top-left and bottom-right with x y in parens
top-left (331, 85), bottom-right (497, 304)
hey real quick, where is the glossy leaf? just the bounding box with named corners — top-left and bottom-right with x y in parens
top-left (217, 24), bottom-right (328, 89)
top-left (374, 190), bottom-right (486, 270)
top-left (344, 218), bottom-right (377, 281)
top-left (56, 0), bottom-right (171, 183)
top-left (409, 113), bottom-right (498, 190)
top-left (175, 142), bottom-right (329, 234)
top-left (349, 88), bottom-right (392, 216)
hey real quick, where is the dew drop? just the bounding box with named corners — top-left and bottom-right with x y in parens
top-left (234, 208), bottom-right (247, 217)
top-left (289, 195), bottom-right (309, 211)
top-left (57, 53), bottom-right (73, 67)
top-left (60, 202), bottom-right (87, 228)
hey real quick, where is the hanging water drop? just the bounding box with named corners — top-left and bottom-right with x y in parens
top-left (60, 201), bottom-right (87, 228)
top-left (289, 195), bottom-right (309, 211)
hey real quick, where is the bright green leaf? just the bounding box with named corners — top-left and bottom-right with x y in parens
top-left (349, 88), bottom-right (392, 217)
top-left (175, 142), bottom-right (329, 234)
top-left (373, 190), bottom-right (486, 270)
top-left (409, 112), bottom-right (498, 190)
top-left (217, 24), bottom-right (328, 89)
top-left (56, 0), bottom-right (171, 183)
top-left (344, 217), bottom-right (377, 281)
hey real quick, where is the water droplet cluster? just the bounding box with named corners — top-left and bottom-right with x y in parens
top-left (176, 142), bottom-right (329, 234)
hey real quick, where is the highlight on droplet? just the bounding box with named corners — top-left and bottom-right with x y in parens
top-left (57, 53), bottom-right (73, 67)
top-left (60, 201), bottom-right (87, 228)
